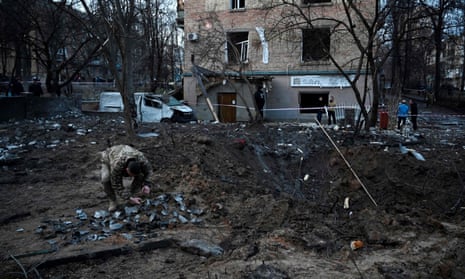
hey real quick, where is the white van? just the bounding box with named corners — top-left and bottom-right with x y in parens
top-left (99, 92), bottom-right (196, 123)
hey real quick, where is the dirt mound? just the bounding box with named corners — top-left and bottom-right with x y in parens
top-left (1, 112), bottom-right (465, 278)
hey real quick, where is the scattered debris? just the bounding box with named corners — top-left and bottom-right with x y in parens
top-left (344, 197), bottom-right (350, 209)
top-left (1, 108), bottom-right (465, 278)
top-left (34, 193), bottom-right (206, 246)
top-left (399, 144), bottom-right (426, 161)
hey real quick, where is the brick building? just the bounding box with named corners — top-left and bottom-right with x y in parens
top-left (180, 0), bottom-right (374, 123)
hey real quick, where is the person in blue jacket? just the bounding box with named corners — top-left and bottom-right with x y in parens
top-left (397, 99), bottom-right (409, 130)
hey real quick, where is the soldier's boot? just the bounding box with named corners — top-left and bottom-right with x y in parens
top-left (108, 199), bottom-right (118, 212)
top-left (103, 181), bottom-right (118, 211)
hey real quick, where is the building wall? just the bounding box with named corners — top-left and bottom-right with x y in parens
top-left (183, 0), bottom-right (374, 122)
top-left (0, 95), bottom-right (81, 122)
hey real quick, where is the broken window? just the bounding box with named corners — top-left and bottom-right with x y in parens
top-left (231, 0), bottom-right (245, 10)
top-left (144, 96), bottom-right (162, 108)
top-left (302, 0), bottom-right (331, 4)
top-left (226, 32), bottom-right (249, 64)
top-left (302, 28), bottom-right (330, 62)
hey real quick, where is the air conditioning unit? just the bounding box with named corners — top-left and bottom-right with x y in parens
top-left (187, 32), bottom-right (199, 42)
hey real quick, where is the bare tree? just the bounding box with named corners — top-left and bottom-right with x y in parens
top-left (80, 0), bottom-right (144, 137)
top-left (0, 0), bottom-right (33, 79)
top-left (188, 11), bottom-right (265, 122)
top-left (443, 0), bottom-right (465, 92)
top-left (140, 0), bottom-right (177, 90)
top-left (8, 0), bottom-right (100, 96)
top-left (419, 0), bottom-right (458, 99)
top-left (262, 0), bottom-right (391, 129)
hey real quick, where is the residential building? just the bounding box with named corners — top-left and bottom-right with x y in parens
top-left (438, 35), bottom-right (464, 92)
top-left (180, 0), bottom-right (374, 123)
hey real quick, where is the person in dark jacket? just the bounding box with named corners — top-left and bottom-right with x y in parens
top-left (29, 77), bottom-right (44, 96)
top-left (316, 96), bottom-right (324, 123)
top-left (409, 99), bottom-right (418, 130)
top-left (9, 76), bottom-right (24, 96)
top-left (327, 96), bottom-right (337, 125)
top-left (254, 86), bottom-right (265, 118)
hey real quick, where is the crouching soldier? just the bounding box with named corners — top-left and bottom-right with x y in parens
top-left (100, 144), bottom-right (153, 211)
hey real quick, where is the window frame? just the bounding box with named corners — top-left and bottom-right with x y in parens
top-left (226, 31), bottom-right (249, 64)
top-left (231, 0), bottom-right (245, 10)
top-left (301, 28), bottom-right (331, 62)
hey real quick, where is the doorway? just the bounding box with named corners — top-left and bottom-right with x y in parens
top-left (300, 92), bottom-right (328, 114)
top-left (218, 93), bottom-right (237, 122)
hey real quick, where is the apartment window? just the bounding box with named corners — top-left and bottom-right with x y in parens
top-left (302, 28), bottom-right (330, 62)
top-left (226, 32), bottom-right (249, 64)
top-left (302, 0), bottom-right (331, 4)
top-left (231, 0), bottom-right (245, 10)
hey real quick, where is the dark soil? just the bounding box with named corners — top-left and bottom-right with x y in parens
top-left (1, 107), bottom-right (465, 279)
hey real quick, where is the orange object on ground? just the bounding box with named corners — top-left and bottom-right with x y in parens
top-left (350, 240), bottom-right (364, 250)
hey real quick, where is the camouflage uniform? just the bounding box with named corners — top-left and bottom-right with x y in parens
top-left (100, 145), bottom-right (152, 202)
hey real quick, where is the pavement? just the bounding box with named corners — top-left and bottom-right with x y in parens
top-left (402, 93), bottom-right (464, 126)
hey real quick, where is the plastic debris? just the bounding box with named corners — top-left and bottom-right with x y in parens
top-left (109, 221), bottom-right (123, 231)
top-left (188, 208), bottom-right (204, 216)
top-left (174, 193), bottom-right (186, 211)
top-left (76, 129), bottom-right (87, 135)
top-left (51, 123), bottom-right (61, 130)
top-left (149, 212), bottom-right (158, 222)
top-left (304, 174), bottom-right (310, 181)
top-left (178, 214), bottom-right (189, 224)
top-left (76, 208), bottom-right (88, 220)
top-left (343, 197), bottom-right (350, 209)
top-left (399, 144), bottom-right (425, 161)
top-left (410, 150), bottom-right (425, 161)
top-left (137, 132), bottom-right (159, 138)
top-left (33, 192), bottom-right (206, 244)
top-left (113, 211), bottom-right (123, 219)
top-left (94, 210), bottom-right (109, 219)
top-left (124, 206), bottom-right (139, 216)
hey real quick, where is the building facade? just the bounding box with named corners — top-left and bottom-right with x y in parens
top-left (181, 0), bottom-right (374, 123)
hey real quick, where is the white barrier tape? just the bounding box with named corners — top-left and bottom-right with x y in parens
top-left (198, 103), bottom-right (465, 118)
top-left (204, 104), bottom-right (365, 111)
top-left (407, 114), bottom-right (465, 118)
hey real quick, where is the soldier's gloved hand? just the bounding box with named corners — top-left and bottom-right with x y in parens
top-left (129, 197), bottom-right (142, 205)
top-left (141, 185), bottom-right (151, 195)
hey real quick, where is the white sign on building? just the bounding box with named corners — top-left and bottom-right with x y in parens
top-left (290, 75), bottom-right (354, 88)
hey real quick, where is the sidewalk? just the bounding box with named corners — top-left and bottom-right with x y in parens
top-left (403, 93), bottom-right (463, 116)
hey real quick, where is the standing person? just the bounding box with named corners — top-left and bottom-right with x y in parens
top-left (316, 96), bottom-right (324, 123)
top-left (29, 77), bottom-right (44, 96)
top-left (327, 96), bottom-right (337, 125)
top-left (254, 85), bottom-right (265, 118)
top-left (9, 76), bottom-right (24, 96)
top-left (100, 144), bottom-right (153, 211)
top-left (425, 91), bottom-right (435, 107)
top-left (409, 99), bottom-right (418, 130)
top-left (397, 99), bottom-right (409, 130)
